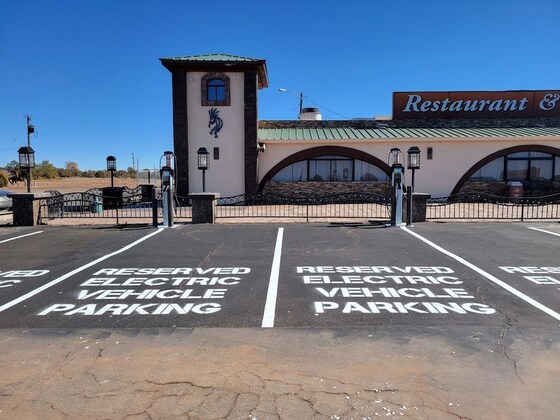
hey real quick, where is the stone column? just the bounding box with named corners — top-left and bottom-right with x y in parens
top-left (9, 193), bottom-right (46, 226)
top-left (188, 193), bottom-right (220, 224)
top-left (411, 193), bottom-right (431, 223)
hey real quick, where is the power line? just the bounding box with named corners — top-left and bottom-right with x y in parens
top-left (304, 96), bottom-right (350, 119)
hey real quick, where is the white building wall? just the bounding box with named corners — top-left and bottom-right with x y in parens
top-left (257, 137), bottom-right (560, 197)
top-left (187, 72), bottom-right (246, 196)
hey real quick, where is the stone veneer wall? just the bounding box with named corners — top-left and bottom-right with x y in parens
top-left (459, 181), bottom-right (560, 197)
top-left (456, 182), bottom-right (506, 197)
top-left (261, 181), bottom-right (390, 197)
top-left (263, 180), bottom-right (560, 198)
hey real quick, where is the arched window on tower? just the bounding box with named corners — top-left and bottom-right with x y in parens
top-left (201, 73), bottom-right (230, 106)
top-left (207, 79), bottom-right (225, 102)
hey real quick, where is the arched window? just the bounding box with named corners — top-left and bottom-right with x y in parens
top-left (207, 79), bottom-right (225, 101)
top-left (201, 73), bottom-right (230, 106)
top-left (469, 152), bottom-right (558, 182)
top-left (271, 156), bottom-right (388, 182)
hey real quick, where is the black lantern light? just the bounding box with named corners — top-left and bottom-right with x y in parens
top-left (407, 146), bottom-right (421, 170)
top-left (106, 155), bottom-right (117, 187)
top-left (18, 146), bottom-right (35, 193)
top-left (197, 147), bottom-right (209, 170)
top-left (18, 146), bottom-right (36, 169)
top-left (407, 146), bottom-right (421, 192)
top-left (197, 147), bottom-right (209, 192)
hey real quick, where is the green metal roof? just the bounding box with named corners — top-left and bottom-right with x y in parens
top-left (258, 125), bottom-right (560, 141)
top-left (161, 53), bottom-right (266, 63)
top-left (160, 53), bottom-right (269, 88)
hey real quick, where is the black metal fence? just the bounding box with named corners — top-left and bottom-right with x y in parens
top-left (213, 192), bottom-right (391, 222)
top-left (37, 188), bottom-right (560, 224)
top-left (426, 192), bottom-right (560, 221)
top-left (38, 186), bottom-right (163, 224)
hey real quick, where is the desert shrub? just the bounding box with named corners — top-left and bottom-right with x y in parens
top-left (0, 170), bottom-right (8, 187)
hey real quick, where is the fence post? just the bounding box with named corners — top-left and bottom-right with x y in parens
top-left (521, 198), bottom-right (525, 222)
top-left (306, 197), bottom-right (309, 223)
top-left (390, 186), bottom-right (396, 226)
top-left (152, 189), bottom-right (158, 227)
top-left (406, 186), bottom-right (412, 226)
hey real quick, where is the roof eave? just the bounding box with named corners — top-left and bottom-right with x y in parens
top-left (160, 58), bottom-right (269, 89)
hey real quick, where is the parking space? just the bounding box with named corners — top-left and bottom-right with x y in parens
top-left (0, 227), bottom-right (157, 309)
top-left (408, 223), bottom-right (560, 322)
top-left (0, 222), bottom-right (559, 330)
top-left (0, 225), bottom-right (280, 328)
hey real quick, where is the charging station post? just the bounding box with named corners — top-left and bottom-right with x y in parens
top-left (389, 148), bottom-right (405, 227)
top-left (160, 151), bottom-right (175, 228)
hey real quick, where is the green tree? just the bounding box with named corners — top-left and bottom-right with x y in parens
top-left (32, 160), bottom-right (58, 179)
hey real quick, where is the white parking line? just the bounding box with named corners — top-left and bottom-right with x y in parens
top-left (0, 228), bottom-right (164, 314)
top-left (0, 231), bottom-right (43, 244)
top-left (262, 227), bottom-right (284, 328)
top-left (527, 227), bottom-right (560, 238)
top-left (401, 226), bottom-right (560, 321)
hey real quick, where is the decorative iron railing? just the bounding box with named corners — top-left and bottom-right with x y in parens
top-left (36, 188), bottom-right (560, 224)
top-left (38, 186), bottom-right (163, 223)
top-left (211, 192), bottom-right (391, 222)
top-left (426, 192), bottom-right (560, 221)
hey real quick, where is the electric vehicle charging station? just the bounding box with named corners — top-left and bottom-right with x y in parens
top-left (389, 148), bottom-right (405, 227)
top-left (160, 151), bottom-right (175, 228)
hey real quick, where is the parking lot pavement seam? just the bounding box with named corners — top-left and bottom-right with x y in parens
top-left (496, 311), bottom-right (524, 384)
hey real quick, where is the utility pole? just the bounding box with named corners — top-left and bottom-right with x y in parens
top-left (131, 152), bottom-right (136, 183)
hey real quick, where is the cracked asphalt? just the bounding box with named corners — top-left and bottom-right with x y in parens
top-left (0, 222), bottom-right (559, 419)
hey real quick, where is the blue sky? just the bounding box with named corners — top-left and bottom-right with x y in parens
top-left (1, 0), bottom-right (559, 171)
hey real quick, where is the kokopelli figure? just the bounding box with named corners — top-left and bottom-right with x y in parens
top-left (208, 107), bottom-right (223, 138)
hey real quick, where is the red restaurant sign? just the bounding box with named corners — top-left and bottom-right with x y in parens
top-left (393, 90), bottom-right (560, 119)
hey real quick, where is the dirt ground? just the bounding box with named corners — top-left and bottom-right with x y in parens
top-left (0, 326), bottom-right (558, 419)
top-left (2, 177), bottom-right (140, 194)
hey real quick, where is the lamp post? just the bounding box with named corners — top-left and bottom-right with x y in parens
top-left (18, 146), bottom-right (35, 193)
top-left (407, 146), bottom-right (421, 192)
top-left (278, 88), bottom-right (303, 115)
top-left (197, 147), bottom-right (209, 192)
top-left (106, 155), bottom-right (116, 188)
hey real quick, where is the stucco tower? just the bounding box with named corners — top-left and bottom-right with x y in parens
top-left (160, 53), bottom-right (269, 198)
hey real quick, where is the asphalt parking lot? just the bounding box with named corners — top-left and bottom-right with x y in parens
top-left (0, 222), bottom-right (559, 419)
